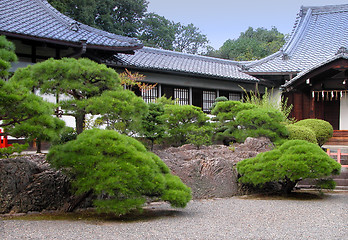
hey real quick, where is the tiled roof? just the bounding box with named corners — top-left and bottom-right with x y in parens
top-left (282, 52), bottom-right (348, 89)
top-left (0, 0), bottom-right (142, 51)
top-left (107, 47), bottom-right (258, 82)
top-left (243, 4), bottom-right (348, 74)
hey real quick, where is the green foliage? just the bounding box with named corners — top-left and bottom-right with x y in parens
top-left (237, 140), bottom-right (341, 194)
top-left (48, 0), bottom-right (209, 54)
top-left (142, 102), bottom-right (166, 150)
top-left (0, 35), bottom-right (17, 79)
top-left (0, 143), bottom-right (29, 158)
top-left (211, 100), bottom-right (256, 144)
top-left (315, 179), bottom-right (336, 190)
top-left (212, 98), bottom-right (289, 144)
top-left (47, 129), bottom-right (191, 215)
top-left (10, 58), bottom-right (121, 134)
top-left (162, 104), bottom-right (209, 146)
top-left (139, 13), bottom-right (176, 50)
top-left (210, 96), bottom-right (228, 110)
top-left (5, 115), bottom-right (65, 142)
top-left (155, 95), bottom-right (178, 105)
top-left (87, 90), bottom-right (148, 136)
top-left (209, 27), bottom-right (285, 60)
top-left (0, 80), bottom-right (55, 128)
top-left (294, 119), bottom-right (333, 146)
top-left (243, 88), bottom-right (293, 123)
top-left (211, 100), bottom-right (256, 122)
top-left (173, 23), bottom-right (209, 54)
top-left (48, 0), bottom-right (148, 37)
top-left (187, 125), bottom-right (214, 149)
top-left (286, 124), bottom-right (317, 144)
top-left (52, 127), bottom-right (78, 145)
top-left (234, 108), bottom-right (288, 142)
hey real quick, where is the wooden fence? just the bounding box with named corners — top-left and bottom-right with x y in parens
top-left (327, 149), bottom-right (348, 168)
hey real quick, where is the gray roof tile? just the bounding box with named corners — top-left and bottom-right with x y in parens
top-left (243, 4), bottom-right (348, 74)
top-left (110, 47), bottom-right (258, 82)
top-left (0, 0), bottom-right (142, 51)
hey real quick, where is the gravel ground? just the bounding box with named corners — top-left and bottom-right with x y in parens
top-left (1, 192), bottom-right (347, 240)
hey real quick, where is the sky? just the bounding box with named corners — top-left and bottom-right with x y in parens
top-left (147, 0), bottom-right (348, 49)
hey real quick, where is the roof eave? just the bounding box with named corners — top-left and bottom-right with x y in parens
top-left (1, 31), bottom-right (143, 53)
top-left (108, 63), bottom-right (258, 83)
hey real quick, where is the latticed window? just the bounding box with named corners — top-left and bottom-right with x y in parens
top-left (229, 92), bottom-right (241, 101)
top-left (141, 85), bottom-right (158, 103)
top-left (203, 90), bottom-right (216, 112)
top-left (174, 88), bottom-right (189, 105)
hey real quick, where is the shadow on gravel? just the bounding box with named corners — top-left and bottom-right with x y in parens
top-left (1, 207), bottom-right (190, 223)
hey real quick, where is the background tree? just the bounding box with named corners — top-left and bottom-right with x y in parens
top-left (138, 13), bottom-right (176, 50)
top-left (47, 129), bottom-right (192, 215)
top-left (48, 0), bottom-right (209, 54)
top-left (10, 58), bottom-right (121, 134)
top-left (173, 23), bottom-right (209, 54)
top-left (209, 27), bottom-right (285, 60)
top-left (142, 102), bottom-right (166, 150)
top-left (48, 0), bottom-right (148, 37)
top-left (0, 35), bottom-right (17, 79)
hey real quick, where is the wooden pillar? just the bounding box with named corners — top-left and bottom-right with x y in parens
top-left (189, 87), bottom-right (193, 105)
top-left (158, 83), bottom-right (162, 97)
top-left (310, 92), bottom-right (316, 118)
top-left (293, 92), bottom-right (303, 120)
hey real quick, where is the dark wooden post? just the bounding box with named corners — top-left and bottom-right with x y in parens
top-left (310, 91), bottom-right (316, 118)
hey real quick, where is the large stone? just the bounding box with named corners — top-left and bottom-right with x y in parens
top-left (155, 137), bottom-right (273, 199)
top-left (0, 155), bottom-right (70, 214)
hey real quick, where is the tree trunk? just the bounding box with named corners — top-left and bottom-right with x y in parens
top-left (280, 177), bottom-right (299, 195)
top-left (36, 139), bottom-right (41, 153)
top-left (61, 190), bottom-right (93, 212)
top-left (75, 110), bottom-right (86, 134)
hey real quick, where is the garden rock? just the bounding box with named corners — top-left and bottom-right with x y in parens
top-left (0, 155), bottom-right (70, 214)
top-left (155, 137), bottom-right (273, 199)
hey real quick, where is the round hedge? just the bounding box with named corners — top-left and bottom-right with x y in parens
top-left (286, 124), bottom-right (317, 144)
top-left (294, 119), bottom-right (333, 146)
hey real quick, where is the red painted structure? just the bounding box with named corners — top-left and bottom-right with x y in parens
top-left (0, 129), bottom-right (12, 148)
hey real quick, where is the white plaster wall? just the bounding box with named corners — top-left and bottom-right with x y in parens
top-left (340, 97), bottom-right (348, 130)
top-left (270, 88), bottom-right (282, 106)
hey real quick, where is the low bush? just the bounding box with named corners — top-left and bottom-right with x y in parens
top-left (47, 129), bottom-right (192, 215)
top-left (286, 124), bottom-right (317, 144)
top-left (294, 119), bottom-right (333, 146)
top-left (187, 125), bottom-right (214, 149)
top-left (162, 104), bottom-right (209, 146)
top-left (0, 143), bottom-right (29, 158)
top-left (237, 140), bottom-right (341, 194)
top-left (234, 108), bottom-right (288, 143)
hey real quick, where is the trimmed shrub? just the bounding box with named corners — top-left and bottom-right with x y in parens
top-left (210, 96), bottom-right (228, 110)
top-left (233, 108), bottom-right (288, 143)
top-left (286, 124), bottom-right (317, 144)
top-left (211, 101), bottom-right (257, 144)
top-left (211, 101), bottom-right (256, 122)
top-left (294, 119), bottom-right (333, 146)
top-left (47, 129), bottom-right (192, 215)
top-left (187, 125), bottom-right (214, 149)
top-left (162, 104), bottom-right (209, 146)
top-left (237, 140), bottom-right (341, 194)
